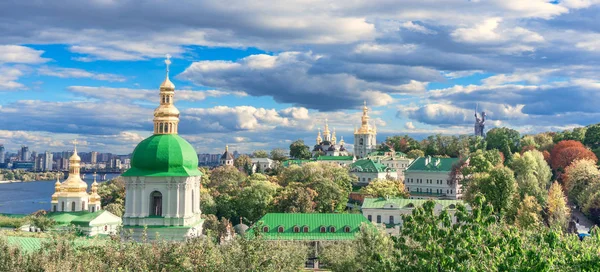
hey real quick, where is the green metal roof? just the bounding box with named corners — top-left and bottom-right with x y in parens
top-left (405, 156), bottom-right (459, 172)
top-left (123, 134), bottom-right (202, 177)
top-left (367, 151), bottom-right (408, 157)
top-left (248, 213), bottom-right (369, 241)
top-left (316, 156), bottom-right (354, 161)
top-left (350, 159), bottom-right (395, 173)
top-left (4, 236), bottom-right (105, 253)
top-left (46, 211), bottom-right (104, 226)
top-left (281, 159), bottom-right (310, 167)
top-left (362, 197), bottom-right (465, 209)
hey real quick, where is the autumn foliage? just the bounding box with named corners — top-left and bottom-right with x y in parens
top-left (550, 140), bottom-right (597, 174)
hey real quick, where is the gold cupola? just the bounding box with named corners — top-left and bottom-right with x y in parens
top-left (339, 136), bottom-right (345, 146)
top-left (60, 140), bottom-right (88, 195)
top-left (316, 128), bottom-right (323, 144)
top-left (331, 128), bottom-right (337, 145)
top-left (153, 54), bottom-right (180, 135)
top-left (355, 101), bottom-right (376, 135)
top-left (89, 173), bottom-right (101, 204)
top-left (51, 176), bottom-right (61, 203)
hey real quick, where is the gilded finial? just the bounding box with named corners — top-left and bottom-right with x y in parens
top-left (72, 139), bottom-right (79, 153)
top-left (226, 145), bottom-right (229, 152)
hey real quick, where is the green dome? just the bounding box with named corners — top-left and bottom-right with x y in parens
top-left (123, 134), bottom-right (202, 177)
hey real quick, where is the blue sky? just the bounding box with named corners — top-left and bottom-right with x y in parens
top-left (1, 0), bottom-right (600, 154)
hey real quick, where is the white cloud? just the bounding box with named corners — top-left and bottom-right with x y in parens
top-left (404, 122), bottom-right (415, 130)
top-left (0, 45), bottom-right (49, 64)
top-left (451, 18), bottom-right (544, 50)
top-left (0, 67), bottom-right (26, 90)
top-left (67, 86), bottom-right (245, 102)
top-left (38, 67), bottom-right (127, 82)
top-left (400, 21), bottom-right (437, 34)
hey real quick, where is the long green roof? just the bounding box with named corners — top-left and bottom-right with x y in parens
top-left (350, 159), bottom-right (394, 173)
top-left (405, 157), bottom-right (459, 172)
top-left (248, 213), bottom-right (369, 241)
top-left (46, 211), bottom-right (104, 226)
top-left (362, 197), bottom-right (465, 209)
top-left (3, 236), bottom-right (105, 253)
top-left (123, 134), bottom-right (202, 177)
top-left (367, 151), bottom-right (408, 157)
top-left (316, 156), bottom-right (354, 161)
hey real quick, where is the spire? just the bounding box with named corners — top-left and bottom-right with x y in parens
top-left (153, 54), bottom-right (180, 135)
top-left (323, 118), bottom-right (330, 140)
top-left (331, 128), bottom-right (337, 145)
top-left (355, 101), bottom-right (375, 135)
top-left (226, 145), bottom-right (229, 152)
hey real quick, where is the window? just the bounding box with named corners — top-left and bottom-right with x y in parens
top-left (53, 205), bottom-right (57, 212)
top-left (368, 178), bottom-right (371, 182)
top-left (91, 206), bottom-right (95, 212)
top-left (82, 201), bottom-right (86, 211)
top-left (376, 215), bottom-right (381, 223)
top-left (344, 226), bottom-right (351, 233)
top-left (293, 226), bottom-right (300, 233)
top-left (278, 226), bottom-right (284, 233)
top-left (329, 226), bottom-right (336, 233)
top-left (71, 201), bottom-right (75, 212)
top-left (150, 191), bottom-right (163, 216)
top-left (389, 216), bottom-right (394, 224)
top-left (263, 226), bottom-right (269, 232)
top-left (303, 226), bottom-right (309, 233)
top-left (449, 204), bottom-right (456, 209)
top-left (61, 202), bottom-right (64, 211)
top-left (368, 215), bottom-right (372, 221)
top-left (104, 225), bottom-right (108, 232)
top-left (320, 226), bottom-right (326, 233)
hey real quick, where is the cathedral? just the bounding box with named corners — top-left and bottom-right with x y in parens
top-left (51, 142), bottom-right (101, 213)
top-left (312, 119), bottom-right (349, 157)
top-left (354, 101), bottom-right (377, 158)
top-left (121, 56), bottom-right (204, 241)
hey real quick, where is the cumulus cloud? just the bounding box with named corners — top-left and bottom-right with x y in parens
top-left (0, 45), bottom-right (49, 64)
top-left (0, 67), bottom-right (26, 90)
top-left (404, 122), bottom-right (415, 130)
top-left (67, 86), bottom-right (245, 102)
top-left (179, 51), bottom-right (406, 110)
top-left (38, 67), bottom-right (127, 82)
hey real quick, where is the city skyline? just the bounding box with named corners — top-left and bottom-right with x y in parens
top-left (2, 1), bottom-right (600, 154)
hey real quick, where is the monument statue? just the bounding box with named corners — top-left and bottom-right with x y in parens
top-left (474, 109), bottom-right (486, 137)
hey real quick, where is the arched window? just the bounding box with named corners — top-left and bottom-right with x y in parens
top-left (91, 206), bottom-right (95, 212)
top-left (293, 226), bottom-right (300, 233)
top-left (150, 191), bottom-right (163, 216)
top-left (329, 226), bottom-right (336, 233)
top-left (389, 216), bottom-right (394, 224)
top-left (53, 205), bottom-right (57, 212)
top-left (166, 96), bottom-right (170, 103)
top-left (159, 123), bottom-right (164, 133)
top-left (262, 226), bottom-right (269, 232)
top-left (71, 201), bottom-right (76, 212)
top-left (303, 226), bottom-right (309, 233)
top-left (359, 138), bottom-right (364, 145)
top-left (82, 201), bottom-right (86, 211)
top-left (376, 215), bottom-right (381, 223)
top-left (278, 226), bottom-right (284, 233)
top-left (320, 226), bottom-right (326, 233)
top-left (61, 202), bottom-right (64, 211)
top-left (344, 226), bottom-right (351, 233)
top-left (367, 215), bottom-right (372, 221)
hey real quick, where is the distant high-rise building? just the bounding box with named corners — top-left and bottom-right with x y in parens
top-left (44, 151), bottom-right (53, 171)
top-left (0, 144), bottom-right (5, 163)
top-left (91, 151), bottom-right (98, 164)
top-left (31, 151), bottom-right (38, 163)
top-left (21, 146), bottom-right (30, 162)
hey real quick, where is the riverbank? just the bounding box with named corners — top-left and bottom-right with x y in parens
top-left (0, 180), bottom-right (23, 184)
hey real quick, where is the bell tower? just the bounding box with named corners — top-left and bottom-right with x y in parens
top-left (354, 101), bottom-right (377, 158)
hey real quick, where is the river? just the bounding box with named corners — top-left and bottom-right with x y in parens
top-left (0, 174), bottom-right (120, 215)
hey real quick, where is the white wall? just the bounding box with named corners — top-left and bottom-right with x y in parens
top-left (404, 171), bottom-right (462, 200)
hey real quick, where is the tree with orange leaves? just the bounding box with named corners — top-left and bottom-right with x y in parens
top-left (550, 140), bottom-right (597, 175)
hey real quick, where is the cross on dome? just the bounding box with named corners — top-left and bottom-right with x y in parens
top-left (165, 54), bottom-right (172, 75)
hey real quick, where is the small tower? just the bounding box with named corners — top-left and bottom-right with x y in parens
top-left (51, 177), bottom-right (61, 212)
top-left (316, 128), bottom-right (323, 145)
top-left (220, 145), bottom-right (235, 166)
top-left (89, 173), bottom-right (102, 212)
top-left (323, 119), bottom-right (331, 142)
top-left (354, 101), bottom-right (377, 158)
top-left (331, 128), bottom-right (337, 145)
top-left (53, 140), bottom-right (90, 212)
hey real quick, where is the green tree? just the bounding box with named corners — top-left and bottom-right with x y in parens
top-left (289, 139), bottom-right (311, 159)
top-left (269, 148), bottom-right (287, 161)
top-left (546, 181), bottom-right (571, 231)
top-left (234, 154), bottom-right (253, 174)
top-left (534, 133), bottom-right (554, 151)
top-left (251, 150), bottom-right (269, 158)
top-left (29, 211), bottom-right (56, 231)
top-left (312, 178), bottom-right (348, 213)
top-left (200, 188), bottom-right (217, 215)
top-left (359, 178), bottom-right (408, 199)
top-left (466, 166), bottom-right (517, 217)
top-left (207, 165), bottom-right (246, 196)
top-left (520, 135), bottom-right (538, 150)
top-left (272, 182), bottom-right (317, 213)
top-left (563, 159), bottom-right (600, 205)
top-left (515, 195), bottom-right (542, 229)
top-left (510, 150), bottom-right (552, 205)
top-left (406, 149), bottom-right (424, 159)
top-left (235, 179), bottom-right (279, 222)
top-left (486, 127), bottom-right (520, 161)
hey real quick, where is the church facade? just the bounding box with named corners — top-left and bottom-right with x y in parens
top-left (312, 120), bottom-right (349, 157)
top-left (121, 56), bottom-right (204, 241)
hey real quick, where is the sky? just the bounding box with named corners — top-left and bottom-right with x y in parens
top-left (1, 0), bottom-right (600, 154)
